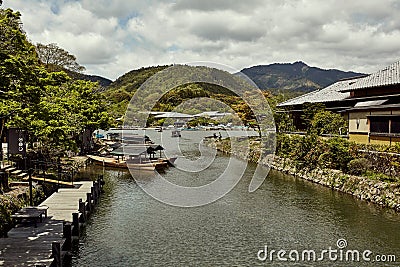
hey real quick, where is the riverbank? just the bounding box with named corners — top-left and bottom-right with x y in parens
top-left (206, 137), bottom-right (400, 212)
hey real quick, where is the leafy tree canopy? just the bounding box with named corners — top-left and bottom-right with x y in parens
top-left (0, 8), bottom-right (112, 156)
top-left (301, 102), bottom-right (326, 130)
top-left (310, 110), bottom-right (347, 135)
top-left (36, 43), bottom-right (85, 73)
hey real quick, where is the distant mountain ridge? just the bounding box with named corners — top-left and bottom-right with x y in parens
top-left (100, 62), bottom-right (365, 119)
top-left (240, 61), bottom-right (365, 93)
top-left (79, 61), bottom-right (364, 95)
top-left (64, 69), bottom-right (113, 88)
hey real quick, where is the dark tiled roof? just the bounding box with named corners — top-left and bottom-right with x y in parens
top-left (277, 78), bottom-right (357, 107)
top-left (340, 60), bottom-right (400, 92)
top-left (278, 60), bottom-right (400, 108)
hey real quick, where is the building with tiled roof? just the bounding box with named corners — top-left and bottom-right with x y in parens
top-left (278, 60), bottom-right (400, 145)
top-left (277, 78), bottom-right (355, 107)
top-left (340, 61), bottom-right (400, 93)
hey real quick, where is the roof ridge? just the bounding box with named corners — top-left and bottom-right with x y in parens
top-left (340, 60), bottom-right (400, 92)
top-left (277, 89), bottom-right (319, 106)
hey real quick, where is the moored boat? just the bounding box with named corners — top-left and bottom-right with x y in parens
top-left (89, 139), bottom-right (177, 172)
top-left (89, 155), bottom-right (160, 171)
top-left (126, 158), bottom-right (156, 171)
top-left (88, 155), bottom-right (127, 168)
top-left (171, 130), bottom-right (181, 137)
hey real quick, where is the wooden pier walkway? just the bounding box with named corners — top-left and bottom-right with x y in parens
top-left (0, 177), bottom-right (104, 266)
top-left (22, 177), bottom-right (75, 188)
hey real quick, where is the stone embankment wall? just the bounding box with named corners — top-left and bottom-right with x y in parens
top-left (207, 138), bottom-right (400, 212)
top-left (271, 157), bottom-right (400, 211)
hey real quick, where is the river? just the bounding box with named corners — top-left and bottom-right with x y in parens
top-left (71, 130), bottom-right (400, 266)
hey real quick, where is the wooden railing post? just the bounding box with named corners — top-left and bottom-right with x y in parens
top-left (98, 175), bottom-right (105, 192)
top-left (52, 242), bottom-right (62, 267)
top-left (86, 192), bottom-right (92, 212)
top-left (91, 185), bottom-right (97, 204)
top-left (96, 178), bottom-right (101, 196)
top-left (63, 222), bottom-right (72, 251)
top-left (79, 198), bottom-right (86, 222)
top-left (72, 213), bottom-right (80, 237)
top-left (93, 181), bottom-right (99, 202)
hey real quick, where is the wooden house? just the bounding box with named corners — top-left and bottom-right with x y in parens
top-left (278, 60), bottom-right (400, 145)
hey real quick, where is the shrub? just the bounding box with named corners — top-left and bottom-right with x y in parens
top-left (311, 110), bottom-right (347, 135)
top-left (363, 170), bottom-right (396, 183)
top-left (347, 158), bottom-right (371, 175)
top-left (315, 137), bottom-right (354, 171)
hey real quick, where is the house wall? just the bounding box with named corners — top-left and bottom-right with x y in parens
top-left (348, 111), bottom-right (369, 133)
top-left (347, 111), bottom-right (368, 143)
top-left (348, 109), bottom-right (400, 145)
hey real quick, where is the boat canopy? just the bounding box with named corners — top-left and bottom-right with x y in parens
top-left (111, 144), bottom-right (164, 156)
top-left (147, 145), bottom-right (164, 151)
top-left (122, 135), bottom-right (151, 144)
top-left (111, 146), bottom-right (147, 156)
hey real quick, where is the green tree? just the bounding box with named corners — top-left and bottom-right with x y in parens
top-left (35, 43), bottom-right (85, 73)
top-left (0, 8), bottom-right (42, 140)
top-left (301, 102), bottom-right (325, 130)
top-left (1, 8), bottom-right (112, 156)
top-left (267, 93), bottom-right (295, 132)
top-left (21, 78), bottom-right (113, 154)
top-left (311, 110), bottom-right (347, 135)
top-left (187, 117), bottom-right (218, 127)
top-left (318, 137), bottom-right (354, 171)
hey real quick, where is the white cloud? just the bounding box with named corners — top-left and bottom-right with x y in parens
top-left (4, 0), bottom-right (400, 80)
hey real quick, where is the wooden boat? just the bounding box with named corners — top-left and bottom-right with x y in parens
top-left (116, 144), bottom-right (177, 166)
top-left (88, 155), bottom-right (166, 171)
top-left (88, 155), bottom-right (127, 168)
top-left (89, 142), bottom-right (176, 171)
top-left (160, 157), bottom-right (177, 166)
top-left (149, 160), bottom-right (169, 171)
top-left (171, 130), bottom-right (181, 137)
top-left (124, 147), bottom-right (162, 171)
top-left (126, 158), bottom-right (156, 171)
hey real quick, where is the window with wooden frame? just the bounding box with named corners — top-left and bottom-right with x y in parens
top-left (368, 115), bottom-right (400, 135)
top-left (369, 117), bottom-right (389, 133)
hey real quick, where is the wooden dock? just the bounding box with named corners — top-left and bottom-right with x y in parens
top-left (0, 176), bottom-right (104, 266)
top-left (22, 177), bottom-right (75, 188)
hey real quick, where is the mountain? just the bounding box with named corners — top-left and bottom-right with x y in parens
top-left (65, 69), bottom-right (112, 88)
top-left (107, 65), bottom-right (169, 93)
top-left (240, 61), bottom-right (365, 93)
top-left (102, 65), bottom-right (170, 117)
top-left (101, 63), bottom-right (365, 120)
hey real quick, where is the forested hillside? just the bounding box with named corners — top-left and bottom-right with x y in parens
top-left (241, 61), bottom-right (364, 93)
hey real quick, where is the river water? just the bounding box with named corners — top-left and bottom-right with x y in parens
top-left (71, 130), bottom-right (400, 266)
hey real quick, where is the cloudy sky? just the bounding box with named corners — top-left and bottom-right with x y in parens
top-left (4, 0), bottom-right (400, 80)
